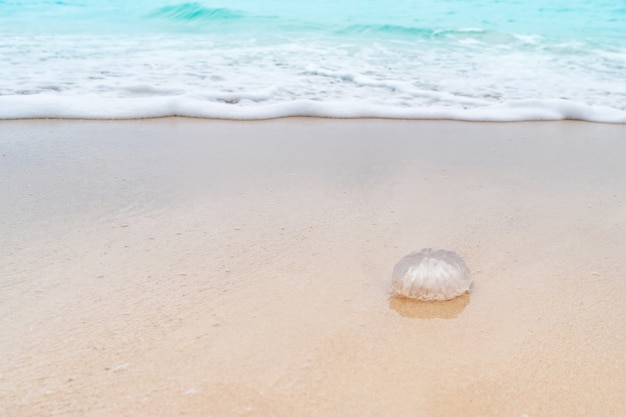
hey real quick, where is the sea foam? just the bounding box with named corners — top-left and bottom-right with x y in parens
top-left (1, 94), bottom-right (625, 122)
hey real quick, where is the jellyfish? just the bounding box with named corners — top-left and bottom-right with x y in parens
top-left (391, 248), bottom-right (472, 301)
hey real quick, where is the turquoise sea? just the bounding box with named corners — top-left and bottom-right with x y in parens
top-left (1, 0), bottom-right (625, 121)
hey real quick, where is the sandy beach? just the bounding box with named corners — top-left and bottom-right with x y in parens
top-left (1, 118), bottom-right (625, 416)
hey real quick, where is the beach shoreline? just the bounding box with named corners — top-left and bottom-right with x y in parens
top-left (2, 118), bottom-right (625, 416)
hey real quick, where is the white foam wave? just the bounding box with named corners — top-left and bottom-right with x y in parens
top-left (1, 94), bottom-right (624, 122)
top-left (1, 34), bottom-right (625, 123)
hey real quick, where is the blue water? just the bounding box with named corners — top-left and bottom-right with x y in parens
top-left (1, 0), bottom-right (625, 121)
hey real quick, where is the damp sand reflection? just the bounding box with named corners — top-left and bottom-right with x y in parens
top-left (389, 293), bottom-right (470, 319)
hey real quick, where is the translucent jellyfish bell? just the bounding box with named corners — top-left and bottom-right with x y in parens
top-left (391, 248), bottom-right (472, 301)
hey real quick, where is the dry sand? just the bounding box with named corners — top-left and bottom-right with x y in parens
top-left (1, 119), bottom-right (625, 416)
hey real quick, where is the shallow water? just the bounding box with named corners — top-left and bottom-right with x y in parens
top-left (1, 0), bottom-right (625, 121)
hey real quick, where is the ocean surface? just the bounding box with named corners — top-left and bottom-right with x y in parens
top-left (1, 0), bottom-right (625, 121)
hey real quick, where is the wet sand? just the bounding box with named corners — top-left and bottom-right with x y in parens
top-left (1, 119), bottom-right (625, 416)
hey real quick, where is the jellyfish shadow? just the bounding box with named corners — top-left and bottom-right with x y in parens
top-left (388, 293), bottom-right (470, 319)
